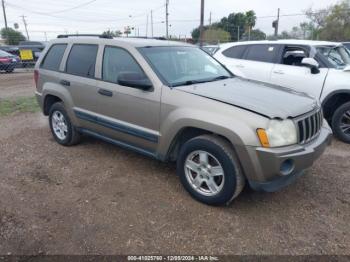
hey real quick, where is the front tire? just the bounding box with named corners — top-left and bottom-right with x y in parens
top-left (49, 102), bottom-right (81, 146)
top-left (331, 102), bottom-right (350, 143)
top-left (177, 135), bottom-right (245, 206)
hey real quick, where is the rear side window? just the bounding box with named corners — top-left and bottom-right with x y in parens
top-left (66, 44), bottom-right (98, 78)
top-left (222, 45), bottom-right (247, 59)
top-left (102, 46), bottom-right (145, 83)
top-left (41, 44), bottom-right (67, 71)
top-left (244, 44), bottom-right (279, 63)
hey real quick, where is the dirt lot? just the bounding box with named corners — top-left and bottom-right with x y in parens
top-left (0, 71), bottom-right (349, 255)
top-left (0, 70), bottom-right (35, 100)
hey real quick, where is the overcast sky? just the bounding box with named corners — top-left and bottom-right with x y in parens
top-left (0, 0), bottom-right (340, 41)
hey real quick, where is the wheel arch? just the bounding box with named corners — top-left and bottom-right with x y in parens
top-left (322, 89), bottom-right (350, 125)
top-left (160, 123), bottom-right (247, 163)
top-left (43, 94), bottom-right (62, 115)
top-left (41, 82), bottom-right (75, 117)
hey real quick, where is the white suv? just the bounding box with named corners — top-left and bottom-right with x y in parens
top-left (214, 40), bottom-right (350, 143)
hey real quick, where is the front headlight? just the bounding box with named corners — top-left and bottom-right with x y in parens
top-left (257, 119), bottom-right (297, 148)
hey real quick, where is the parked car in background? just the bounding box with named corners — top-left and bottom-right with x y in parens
top-left (214, 40), bottom-right (350, 143)
top-left (0, 49), bottom-right (20, 73)
top-left (343, 42), bottom-right (350, 50)
top-left (0, 45), bottom-right (20, 57)
top-left (18, 41), bottom-right (46, 66)
top-left (201, 45), bottom-right (220, 55)
top-left (34, 35), bottom-right (331, 205)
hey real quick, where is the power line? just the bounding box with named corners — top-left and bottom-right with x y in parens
top-left (48, 0), bottom-right (97, 14)
top-left (5, 2), bottom-right (166, 24)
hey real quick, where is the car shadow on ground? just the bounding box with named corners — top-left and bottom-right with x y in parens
top-left (78, 133), bottom-right (309, 208)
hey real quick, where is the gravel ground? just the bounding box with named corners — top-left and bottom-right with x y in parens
top-left (0, 70), bottom-right (34, 100)
top-left (0, 72), bottom-right (349, 255)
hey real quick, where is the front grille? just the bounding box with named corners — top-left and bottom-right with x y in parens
top-left (296, 109), bottom-right (323, 144)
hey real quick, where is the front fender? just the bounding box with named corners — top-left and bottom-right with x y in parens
top-left (157, 107), bottom-right (266, 180)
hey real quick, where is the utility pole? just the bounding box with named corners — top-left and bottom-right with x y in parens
top-left (237, 26), bottom-right (240, 41)
top-left (209, 11), bottom-right (212, 27)
top-left (165, 0), bottom-right (169, 39)
top-left (151, 10), bottom-right (153, 38)
top-left (146, 14), bottom-right (149, 37)
top-left (273, 8), bottom-right (280, 37)
top-left (1, 0), bottom-right (8, 29)
top-left (199, 0), bottom-right (204, 47)
top-left (20, 15), bottom-right (30, 40)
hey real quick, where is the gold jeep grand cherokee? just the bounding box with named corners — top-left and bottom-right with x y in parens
top-left (34, 35), bottom-right (332, 205)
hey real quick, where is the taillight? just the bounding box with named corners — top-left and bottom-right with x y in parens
top-left (34, 69), bottom-right (39, 89)
top-left (0, 57), bottom-right (11, 62)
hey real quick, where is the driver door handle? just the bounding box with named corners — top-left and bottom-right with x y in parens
top-left (98, 88), bottom-right (113, 97)
top-left (273, 70), bottom-right (285, 75)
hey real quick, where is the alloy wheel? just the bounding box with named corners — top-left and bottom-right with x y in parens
top-left (51, 111), bottom-right (68, 140)
top-left (184, 150), bottom-right (225, 196)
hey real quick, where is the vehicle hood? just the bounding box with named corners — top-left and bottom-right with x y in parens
top-left (175, 77), bottom-right (318, 119)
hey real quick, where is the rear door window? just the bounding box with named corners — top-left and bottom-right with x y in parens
top-left (244, 44), bottom-right (279, 63)
top-left (66, 44), bottom-right (98, 78)
top-left (41, 44), bottom-right (67, 71)
top-left (222, 45), bottom-right (247, 59)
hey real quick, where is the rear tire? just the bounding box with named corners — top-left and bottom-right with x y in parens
top-left (331, 102), bottom-right (350, 144)
top-left (177, 135), bottom-right (245, 206)
top-left (49, 102), bottom-right (81, 146)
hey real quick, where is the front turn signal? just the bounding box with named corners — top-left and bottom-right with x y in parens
top-left (257, 129), bottom-right (270, 148)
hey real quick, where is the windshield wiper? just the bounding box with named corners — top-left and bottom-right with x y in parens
top-left (208, 75), bottom-right (231, 82)
top-left (171, 79), bottom-right (208, 87)
top-left (171, 75), bottom-right (232, 87)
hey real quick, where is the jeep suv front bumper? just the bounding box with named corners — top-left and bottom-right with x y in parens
top-left (245, 123), bottom-right (332, 192)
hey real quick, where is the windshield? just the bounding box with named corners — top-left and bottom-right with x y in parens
top-left (139, 46), bottom-right (231, 87)
top-left (316, 45), bottom-right (350, 69)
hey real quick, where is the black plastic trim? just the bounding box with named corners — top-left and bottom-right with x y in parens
top-left (74, 109), bottom-right (159, 143)
top-left (78, 128), bottom-right (157, 158)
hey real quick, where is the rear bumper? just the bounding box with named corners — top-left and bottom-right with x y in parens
top-left (35, 91), bottom-right (43, 111)
top-left (246, 123), bottom-right (332, 192)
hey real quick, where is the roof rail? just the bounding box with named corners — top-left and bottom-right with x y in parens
top-left (129, 36), bottom-right (167, 40)
top-left (57, 34), bottom-right (113, 39)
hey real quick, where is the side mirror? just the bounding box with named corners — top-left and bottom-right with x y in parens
top-left (301, 58), bottom-right (320, 74)
top-left (117, 72), bottom-right (153, 91)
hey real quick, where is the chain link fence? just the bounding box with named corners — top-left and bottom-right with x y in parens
top-left (0, 39), bottom-right (45, 73)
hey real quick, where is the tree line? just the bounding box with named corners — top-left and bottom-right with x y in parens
top-left (276, 0), bottom-right (350, 41)
top-left (191, 10), bottom-right (266, 43)
top-left (193, 0), bottom-right (350, 44)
